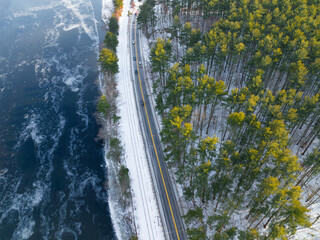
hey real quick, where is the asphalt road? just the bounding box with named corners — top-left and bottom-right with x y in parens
top-left (130, 15), bottom-right (187, 240)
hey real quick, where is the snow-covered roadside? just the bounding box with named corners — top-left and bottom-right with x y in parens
top-left (100, 1), bottom-right (132, 239)
top-left (139, 30), bottom-right (188, 221)
top-left (115, 0), bottom-right (165, 239)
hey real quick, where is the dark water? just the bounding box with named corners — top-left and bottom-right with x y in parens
top-left (0, 0), bottom-right (115, 239)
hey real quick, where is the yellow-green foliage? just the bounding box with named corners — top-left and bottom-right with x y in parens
top-left (99, 48), bottom-right (119, 74)
top-left (228, 112), bottom-right (246, 125)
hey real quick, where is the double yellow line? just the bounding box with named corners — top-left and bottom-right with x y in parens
top-left (133, 18), bottom-right (181, 240)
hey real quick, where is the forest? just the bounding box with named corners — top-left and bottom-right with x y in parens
top-left (138, 0), bottom-right (320, 238)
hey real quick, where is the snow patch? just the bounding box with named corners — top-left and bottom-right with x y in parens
top-left (102, 0), bottom-right (114, 24)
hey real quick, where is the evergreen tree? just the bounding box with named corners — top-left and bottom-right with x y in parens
top-left (97, 95), bottom-right (111, 118)
top-left (137, 0), bottom-right (156, 31)
top-left (99, 48), bottom-right (119, 74)
top-left (109, 16), bottom-right (119, 36)
top-left (150, 38), bottom-right (172, 87)
top-left (104, 31), bottom-right (118, 52)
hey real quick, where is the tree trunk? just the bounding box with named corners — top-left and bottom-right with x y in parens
top-left (205, 99), bottom-right (217, 134)
top-left (199, 103), bottom-right (207, 137)
top-left (302, 131), bottom-right (319, 156)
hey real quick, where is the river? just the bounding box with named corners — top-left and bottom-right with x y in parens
top-left (0, 0), bottom-right (115, 239)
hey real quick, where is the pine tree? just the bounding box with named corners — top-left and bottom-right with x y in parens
top-left (108, 16), bottom-right (119, 36)
top-left (170, 15), bottom-right (182, 58)
top-left (150, 38), bottom-right (172, 87)
top-left (97, 95), bottom-right (111, 118)
top-left (137, 0), bottom-right (156, 32)
top-left (104, 31), bottom-right (118, 52)
top-left (99, 48), bottom-right (119, 74)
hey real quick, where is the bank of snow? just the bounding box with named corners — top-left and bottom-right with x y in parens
top-left (101, 1), bottom-right (128, 239)
top-left (115, 0), bottom-right (165, 239)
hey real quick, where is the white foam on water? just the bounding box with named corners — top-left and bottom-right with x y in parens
top-left (31, 0), bottom-right (102, 95)
top-left (12, 220), bottom-right (35, 240)
top-left (31, 182), bottom-right (45, 206)
top-left (1, 180), bottom-right (46, 240)
top-left (55, 227), bottom-right (78, 240)
top-left (16, 60), bottom-right (29, 67)
top-left (59, 201), bottom-right (68, 220)
top-left (14, 113), bottom-right (44, 149)
top-left (62, 23), bottom-right (81, 32)
top-left (60, 0), bottom-right (99, 44)
top-left (34, 58), bottom-right (52, 78)
top-left (44, 28), bottom-right (60, 47)
top-left (11, 1), bottom-right (60, 18)
top-left (61, 63), bottom-right (88, 92)
top-left (76, 86), bottom-right (89, 128)
top-left (0, 168), bottom-right (8, 178)
top-left (52, 124), bottom-right (109, 237)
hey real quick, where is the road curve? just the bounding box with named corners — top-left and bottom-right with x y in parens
top-left (130, 15), bottom-right (187, 240)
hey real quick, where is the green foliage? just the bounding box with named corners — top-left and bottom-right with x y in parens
top-left (238, 229), bottom-right (260, 240)
top-left (109, 16), bottom-right (119, 36)
top-left (119, 165), bottom-right (129, 187)
top-left (150, 38), bottom-right (172, 74)
top-left (303, 148), bottom-right (320, 173)
top-left (288, 61), bottom-right (308, 88)
top-left (107, 137), bottom-right (123, 163)
top-left (268, 224), bottom-right (288, 240)
top-left (113, 0), bottom-right (123, 10)
top-left (186, 227), bottom-right (206, 240)
top-left (104, 31), bottom-right (118, 52)
top-left (137, 0), bottom-right (156, 30)
top-left (248, 69), bottom-right (264, 94)
top-left (183, 207), bottom-right (204, 225)
top-left (180, 22), bottom-right (202, 48)
top-left (99, 48), bottom-right (119, 74)
top-left (213, 227), bottom-right (237, 240)
top-left (260, 176), bottom-right (280, 197)
top-left (228, 112), bottom-right (246, 126)
top-left (97, 95), bottom-right (111, 118)
top-left (130, 236), bottom-right (138, 240)
top-left (170, 15), bottom-right (181, 39)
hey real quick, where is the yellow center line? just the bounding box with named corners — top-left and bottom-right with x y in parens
top-left (133, 18), bottom-right (180, 240)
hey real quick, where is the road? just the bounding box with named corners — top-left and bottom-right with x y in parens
top-left (130, 15), bottom-right (187, 240)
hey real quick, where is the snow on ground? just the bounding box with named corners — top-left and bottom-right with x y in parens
top-left (293, 203), bottom-right (320, 240)
top-left (139, 30), bottom-right (189, 219)
top-left (100, 1), bottom-right (124, 239)
top-left (102, 0), bottom-right (114, 25)
top-left (105, 146), bottom-right (125, 240)
top-left (292, 173), bottom-right (320, 239)
top-left (115, 0), bottom-right (165, 239)
top-left (139, 33), bottom-right (162, 134)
